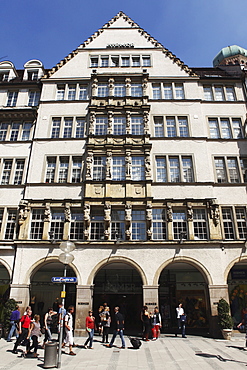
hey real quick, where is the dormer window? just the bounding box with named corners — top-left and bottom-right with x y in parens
top-left (27, 70), bottom-right (38, 81)
top-left (0, 72), bottom-right (9, 82)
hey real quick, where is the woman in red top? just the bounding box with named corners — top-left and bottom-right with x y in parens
top-left (83, 310), bottom-right (95, 349)
top-left (12, 308), bottom-right (32, 354)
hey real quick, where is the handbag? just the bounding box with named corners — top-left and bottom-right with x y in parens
top-left (41, 327), bottom-right (46, 334)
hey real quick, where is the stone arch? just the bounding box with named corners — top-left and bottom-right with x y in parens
top-left (0, 258), bottom-right (11, 279)
top-left (25, 256), bottom-right (81, 285)
top-left (224, 256), bottom-right (247, 284)
top-left (87, 256), bottom-right (147, 285)
top-left (153, 255), bottom-right (213, 286)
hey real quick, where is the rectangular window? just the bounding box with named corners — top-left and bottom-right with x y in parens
top-left (63, 118), bottom-right (73, 138)
top-left (112, 157), bottom-right (125, 181)
top-left (51, 118), bottom-right (61, 138)
top-left (152, 84), bottom-right (161, 99)
top-left (90, 208), bottom-right (104, 240)
top-left (21, 123), bottom-right (32, 141)
top-left (166, 117), bottom-right (176, 137)
top-left (1, 159), bottom-right (12, 185)
top-left (79, 85), bottom-right (87, 100)
top-left (175, 84), bottom-right (185, 99)
top-left (30, 209), bottom-right (44, 239)
top-left (0, 72), bottom-right (9, 81)
top-left (58, 157), bottom-right (69, 183)
top-left (67, 85), bottom-right (76, 100)
top-left (121, 56), bottom-right (130, 67)
top-left (132, 56), bottom-right (140, 67)
top-left (56, 85), bottom-right (65, 100)
top-left (10, 123), bottom-right (20, 141)
top-left (182, 157), bottom-right (193, 182)
top-left (203, 86), bottom-right (213, 101)
top-left (142, 56), bottom-right (151, 67)
top-left (28, 91), bottom-right (40, 106)
top-left (111, 56), bottom-right (119, 67)
top-left (0, 209), bottom-right (3, 233)
top-left (152, 208), bottom-right (166, 240)
top-left (5, 209), bottom-right (17, 240)
top-left (93, 156), bottom-right (106, 180)
top-left (173, 210), bottom-right (187, 240)
top-left (111, 209), bottom-right (125, 240)
top-left (0, 123), bottom-right (8, 141)
top-left (236, 208), bottom-right (247, 239)
top-left (114, 84), bottom-right (126, 97)
top-left (132, 156), bottom-right (145, 181)
top-left (95, 116), bottom-right (107, 135)
top-left (101, 56), bottom-right (109, 67)
top-left (6, 91), bottom-right (18, 107)
top-left (240, 158), bottom-right (247, 182)
top-left (232, 119), bottom-right (243, 139)
top-left (226, 86), bottom-right (235, 101)
top-left (222, 208), bottom-right (234, 239)
top-left (154, 117), bottom-right (164, 137)
top-left (214, 158), bottom-right (227, 183)
top-left (156, 157), bottom-right (167, 182)
top-left (113, 116), bottom-right (126, 135)
top-left (220, 119), bottom-right (232, 139)
top-left (50, 210), bottom-right (64, 240)
top-left (227, 158), bottom-right (240, 183)
top-left (178, 117), bottom-right (189, 137)
top-left (27, 70), bottom-right (38, 80)
top-left (70, 210), bottom-right (84, 240)
top-left (132, 209), bottom-right (146, 240)
top-left (169, 157), bottom-right (180, 182)
top-left (45, 157), bottom-right (56, 183)
top-left (193, 209), bottom-right (208, 240)
top-left (71, 157), bottom-right (82, 183)
top-left (214, 86), bottom-right (224, 101)
top-left (14, 159), bottom-right (24, 185)
top-left (208, 119), bottom-right (220, 138)
top-left (131, 116), bottom-right (144, 135)
top-left (131, 84), bottom-right (142, 97)
top-left (163, 84), bottom-right (173, 99)
top-left (90, 57), bottom-right (98, 67)
top-left (75, 118), bottom-right (85, 138)
top-left (97, 83), bottom-right (108, 97)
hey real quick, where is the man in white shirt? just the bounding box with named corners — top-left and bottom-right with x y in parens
top-left (175, 303), bottom-right (184, 337)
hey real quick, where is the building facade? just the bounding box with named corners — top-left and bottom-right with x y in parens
top-left (0, 12), bottom-right (247, 336)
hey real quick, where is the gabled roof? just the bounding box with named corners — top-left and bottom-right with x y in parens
top-left (45, 11), bottom-right (196, 78)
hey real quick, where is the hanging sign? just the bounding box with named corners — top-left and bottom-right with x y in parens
top-left (51, 277), bottom-right (77, 283)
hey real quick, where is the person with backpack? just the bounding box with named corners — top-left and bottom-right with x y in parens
top-left (107, 306), bottom-right (125, 349)
top-left (12, 308), bottom-right (32, 354)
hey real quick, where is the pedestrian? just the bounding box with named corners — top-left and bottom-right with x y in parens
top-left (237, 307), bottom-right (247, 348)
top-left (180, 313), bottom-right (187, 338)
top-left (141, 306), bottom-right (151, 341)
top-left (57, 302), bottom-right (66, 342)
top-left (97, 305), bottom-right (104, 335)
top-left (7, 305), bottom-right (20, 342)
top-left (83, 310), bottom-right (95, 349)
top-left (107, 306), bottom-right (125, 349)
top-left (176, 303), bottom-right (187, 338)
top-left (100, 306), bottom-right (111, 343)
top-left (64, 306), bottom-right (76, 355)
top-left (151, 306), bottom-right (162, 340)
top-left (26, 314), bottom-right (41, 357)
top-left (42, 307), bottom-right (57, 347)
top-left (12, 308), bottom-right (32, 354)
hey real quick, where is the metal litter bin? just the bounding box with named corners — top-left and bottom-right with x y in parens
top-left (43, 342), bottom-right (58, 368)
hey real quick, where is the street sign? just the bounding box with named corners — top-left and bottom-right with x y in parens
top-left (51, 277), bottom-right (77, 283)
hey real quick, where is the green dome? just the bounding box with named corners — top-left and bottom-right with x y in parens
top-left (213, 45), bottom-right (247, 67)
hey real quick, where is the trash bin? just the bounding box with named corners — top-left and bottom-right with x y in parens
top-left (43, 342), bottom-right (58, 368)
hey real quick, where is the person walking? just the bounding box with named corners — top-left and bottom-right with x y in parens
top-left (100, 306), bottom-right (111, 343)
top-left (12, 308), bottom-right (32, 354)
top-left (107, 307), bottom-right (125, 349)
top-left (237, 307), bottom-right (247, 348)
top-left (141, 306), bottom-right (151, 341)
top-left (64, 306), bottom-right (76, 355)
top-left (42, 307), bottom-right (57, 347)
top-left (176, 303), bottom-right (186, 338)
top-left (151, 306), bottom-right (162, 340)
top-left (7, 305), bottom-right (20, 342)
top-left (83, 310), bottom-right (95, 349)
top-left (26, 314), bottom-right (41, 357)
top-left (180, 312), bottom-right (187, 338)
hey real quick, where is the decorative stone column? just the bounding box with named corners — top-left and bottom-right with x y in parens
top-left (10, 284), bottom-right (30, 313)
top-left (125, 78), bottom-right (131, 96)
top-left (143, 285), bottom-right (159, 313)
top-left (208, 284), bottom-right (229, 338)
top-left (43, 203), bottom-right (51, 240)
top-left (63, 203), bottom-right (71, 240)
top-left (166, 204), bottom-right (173, 240)
top-left (74, 285), bottom-right (94, 336)
top-left (91, 78), bottom-right (98, 97)
top-left (187, 203), bottom-right (194, 240)
top-left (18, 200), bottom-right (30, 240)
top-left (108, 78), bottom-right (114, 97)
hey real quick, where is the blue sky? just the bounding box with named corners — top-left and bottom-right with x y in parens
top-left (1, 0), bottom-right (247, 69)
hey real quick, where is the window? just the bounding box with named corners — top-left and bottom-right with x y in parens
top-left (152, 208), bottom-right (166, 240)
top-left (114, 84), bottom-right (126, 97)
top-left (208, 117), bottom-right (243, 139)
top-left (113, 116), bottom-right (126, 135)
top-left (0, 209), bottom-right (3, 233)
top-left (112, 157), bottom-right (125, 180)
top-left (156, 155), bottom-right (194, 182)
top-left (28, 91), bottom-right (40, 106)
top-left (58, 157), bottom-right (69, 183)
top-left (240, 158), bottom-right (247, 182)
top-left (46, 157), bottom-right (56, 183)
top-left (169, 157), bottom-right (180, 182)
top-left (67, 85), bottom-right (76, 100)
top-left (30, 209), bottom-right (44, 239)
top-left (156, 157), bottom-right (167, 182)
top-left (79, 85), bottom-right (87, 100)
top-left (165, 116), bottom-right (189, 137)
top-left (27, 70), bottom-right (38, 80)
top-left (97, 83), bottom-right (108, 97)
top-left (51, 118), bottom-right (61, 138)
top-left (178, 117), bottom-right (189, 137)
top-left (75, 118), bottom-right (85, 138)
top-left (214, 158), bottom-right (227, 183)
top-left (173, 210), bottom-right (187, 240)
top-left (21, 123), bottom-right (32, 141)
top-left (132, 156), bottom-right (145, 181)
top-left (132, 209), bottom-right (146, 240)
top-left (214, 86), bottom-right (225, 101)
top-left (132, 56), bottom-right (140, 67)
top-left (163, 84), bottom-right (173, 99)
top-left (227, 158), bottom-right (240, 183)
top-left (152, 84), bottom-right (161, 99)
top-left (222, 208), bottom-right (234, 239)
top-left (0, 72), bottom-right (9, 81)
top-left (208, 119), bottom-right (220, 138)
top-left (131, 116), bottom-right (144, 135)
top-left (232, 119), bottom-right (243, 139)
top-left (95, 116), bottom-right (107, 135)
top-left (154, 117), bottom-right (164, 137)
top-left (13, 159), bottom-right (24, 184)
top-left (50, 210), bottom-right (64, 240)
top-left (214, 157), bottom-right (240, 183)
top-left (175, 84), bottom-right (185, 99)
top-left (111, 209), bottom-right (125, 240)
top-left (4, 209), bottom-right (17, 240)
top-left (111, 56), bottom-right (119, 67)
top-left (0, 123), bottom-right (8, 141)
top-left (193, 209), bottom-right (208, 240)
top-left (121, 56), bottom-right (130, 67)
top-left (10, 123), bottom-right (20, 141)
top-left (203, 86), bottom-right (213, 101)
top-left (90, 57), bottom-right (98, 67)
top-left (6, 91), bottom-right (18, 107)
top-left (220, 119), bottom-right (232, 139)
top-left (131, 84), bottom-right (142, 97)
top-left (71, 157), bottom-right (82, 183)
top-left (90, 208), bottom-right (104, 240)
top-left (63, 118), bottom-right (73, 138)
top-left (93, 156), bottom-right (106, 180)
top-left (226, 87), bottom-right (235, 101)
top-left (182, 157), bottom-right (193, 182)
top-left (1, 159), bottom-right (12, 184)
top-left (203, 85), bottom-right (236, 101)
top-left (101, 56), bottom-right (109, 67)
top-left (56, 85), bottom-right (65, 100)
top-left (142, 56), bottom-right (151, 67)
top-left (51, 117), bottom-right (86, 139)
top-left (45, 156), bottom-right (82, 183)
top-left (70, 210), bottom-right (84, 240)
top-left (236, 208), bottom-right (247, 239)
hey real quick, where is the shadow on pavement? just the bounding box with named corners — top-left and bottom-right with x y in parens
top-left (195, 352), bottom-right (247, 365)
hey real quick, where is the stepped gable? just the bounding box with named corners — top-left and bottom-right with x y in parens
top-left (44, 11), bottom-right (196, 78)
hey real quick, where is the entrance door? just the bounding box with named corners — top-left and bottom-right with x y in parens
top-left (93, 262), bottom-right (143, 333)
top-left (159, 262), bottom-right (209, 332)
top-left (228, 260), bottom-right (247, 325)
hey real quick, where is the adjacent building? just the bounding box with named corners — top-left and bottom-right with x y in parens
top-left (0, 12), bottom-right (247, 336)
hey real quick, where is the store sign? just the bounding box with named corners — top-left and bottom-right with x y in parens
top-left (106, 43), bottom-right (134, 48)
top-left (231, 270), bottom-right (247, 279)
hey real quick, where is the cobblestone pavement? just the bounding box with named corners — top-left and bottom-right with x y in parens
top-left (0, 333), bottom-right (247, 369)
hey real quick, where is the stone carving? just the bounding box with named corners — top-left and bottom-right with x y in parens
top-left (125, 152), bottom-right (131, 177)
top-left (187, 205), bottom-right (193, 221)
top-left (125, 229), bottom-right (131, 240)
top-left (44, 204), bottom-right (51, 222)
top-left (64, 205), bottom-right (71, 222)
top-left (104, 229), bottom-right (110, 239)
top-left (146, 204), bottom-right (152, 221)
top-left (125, 78), bottom-right (131, 96)
top-left (84, 228), bottom-right (89, 240)
top-left (167, 205), bottom-right (173, 222)
top-left (18, 200), bottom-right (29, 225)
top-left (92, 78), bottom-right (98, 96)
top-left (142, 77), bottom-right (148, 95)
top-left (145, 155), bottom-right (151, 177)
top-left (89, 112), bottom-right (96, 134)
top-left (210, 204), bottom-right (220, 226)
top-left (86, 152), bottom-right (93, 179)
top-left (125, 204), bottom-right (132, 221)
top-left (143, 111), bottom-right (149, 134)
top-left (108, 111), bottom-right (113, 135)
top-left (84, 204), bottom-right (90, 225)
top-left (108, 78), bottom-right (114, 96)
top-left (104, 203), bottom-right (111, 222)
top-left (106, 152), bottom-right (112, 179)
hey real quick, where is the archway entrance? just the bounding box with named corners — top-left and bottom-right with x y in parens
top-left (93, 262), bottom-right (143, 333)
top-left (159, 262), bottom-right (209, 333)
top-left (30, 262), bottom-right (76, 323)
top-left (228, 260), bottom-right (247, 326)
top-left (0, 263), bottom-right (10, 321)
